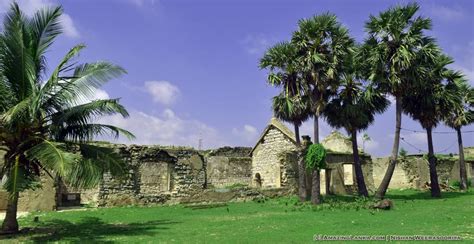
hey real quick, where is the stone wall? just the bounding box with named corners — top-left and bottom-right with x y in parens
top-left (278, 150), bottom-right (375, 195)
top-left (252, 127), bottom-right (298, 188)
top-left (205, 147), bottom-right (252, 188)
top-left (93, 145), bottom-right (207, 207)
top-left (326, 153), bottom-right (374, 195)
top-left (373, 153), bottom-right (474, 189)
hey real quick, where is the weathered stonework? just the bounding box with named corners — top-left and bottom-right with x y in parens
top-left (251, 118), bottom-right (298, 188)
top-left (373, 154), bottom-right (474, 189)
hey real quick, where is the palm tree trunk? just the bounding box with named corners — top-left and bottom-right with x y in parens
top-left (456, 127), bottom-right (468, 190)
top-left (1, 191), bottom-right (19, 234)
top-left (351, 130), bottom-right (368, 197)
top-left (295, 124), bottom-right (306, 202)
top-left (314, 115), bottom-right (319, 144)
top-left (309, 114), bottom-right (320, 198)
top-left (375, 96), bottom-right (402, 199)
top-left (325, 169), bottom-right (331, 195)
top-left (426, 127), bottom-right (441, 197)
top-left (311, 169), bottom-right (321, 204)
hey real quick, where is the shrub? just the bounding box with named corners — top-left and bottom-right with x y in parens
top-left (450, 179), bottom-right (472, 188)
top-left (305, 144), bottom-right (327, 170)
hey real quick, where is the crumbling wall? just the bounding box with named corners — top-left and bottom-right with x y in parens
top-left (373, 154), bottom-right (474, 189)
top-left (277, 150), bottom-right (374, 195)
top-left (205, 147), bottom-right (252, 188)
top-left (96, 145), bottom-right (206, 207)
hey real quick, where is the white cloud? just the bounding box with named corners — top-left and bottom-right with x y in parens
top-left (99, 109), bottom-right (226, 149)
top-left (241, 34), bottom-right (276, 55)
top-left (428, 5), bottom-right (466, 21)
top-left (232, 125), bottom-right (258, 143)
top-left (60, 13), bottom-right (79, 38)
top-left (0, 0), bottom-right (80, 38)
top-left (144, 81), bottom-right (180, 105)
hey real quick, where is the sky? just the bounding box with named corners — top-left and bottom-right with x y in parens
top-left (0, 0), bottom-right (473, 156)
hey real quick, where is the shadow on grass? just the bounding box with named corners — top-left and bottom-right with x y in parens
top-left (2, 217), bottom-right (179, 243)
top-left (385, 189), bottom-right (473, 200)
top-left (320, 189), bottom-right (473, 203)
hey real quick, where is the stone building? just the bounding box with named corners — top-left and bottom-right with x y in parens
top-left (250, 118), bottom-right (298, 189)
top-left (250, 117), bottom-right (374, 195)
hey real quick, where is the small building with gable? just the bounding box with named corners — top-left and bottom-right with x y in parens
top-left (250, 117), bottom-right (375, 195)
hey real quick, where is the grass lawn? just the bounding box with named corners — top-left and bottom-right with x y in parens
top-left (2, 189), bottom-right (473, 243)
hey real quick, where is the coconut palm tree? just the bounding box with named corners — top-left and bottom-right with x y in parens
top-left (260, 41), bottom-right (310, 202)
top-left (292, 13), bottom-right (354, 204)
top-left (362, 3), bottom-right (439, 199)
top-left (324, 76), bottom-right (388, 197)
top-left (402, 52), bottom-right (463, 197)
top-left (0, 3), bottom-right (133, 233)
top-left (444, 79), bottom-right (473, 190)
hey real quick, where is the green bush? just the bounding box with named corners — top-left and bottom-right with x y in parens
top-left (450, 179), bottom-right (472, 188)
top-left (305, 144), bottom-right (327, 170)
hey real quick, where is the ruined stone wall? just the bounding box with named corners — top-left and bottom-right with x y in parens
top-left (373, 154), bottom-right (474, 189)
top-left (252, 127), bottom-right (298, 188)
top-left (276, 150), bottom-right (374, 195)
top-left (205, 147), bottom-right (252, 188)
top-left (326, 153), bottom-right (374, 195)
top-left (95, 145), bottom-right (206, 207)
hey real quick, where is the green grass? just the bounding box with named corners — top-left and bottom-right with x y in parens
top-left (3, 189), bottom-right (474, 243)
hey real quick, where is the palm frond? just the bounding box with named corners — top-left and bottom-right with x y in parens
top-left (52, 123), bottom-right (135, 142)
top-left (0, 3), bottom-right (37, 100)
top-left (49, 98), bottom-right (129, 127)
top-left (25, 140), bottom-right (80, 177)
top-left (28, 4), bottom-right (63, 77)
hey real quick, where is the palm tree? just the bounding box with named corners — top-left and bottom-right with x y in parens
top-left (0, 3), bottom-right (133, 233)
top-left (402, 52), bottom-right (463, 197)
top-left (444, 79), bottom-right (473, 190)
top-left (292, 13), bottom-right (354, 144)
top-left (324, 76), bottom-right (388, 197)
top-left (260, 41), bottom-right (310, 202)
top-left (272, 94), bottom-right (311, 146)
top-left (292, 13), bottom-right (354, 204)
top-left (362, 3), bottom-right (439, 199)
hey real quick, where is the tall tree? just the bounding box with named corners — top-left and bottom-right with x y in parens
top-left (402, 53), bottom-right (462, 197)
top-left (260, 41), bottom-right (310, 202)
top-left (362, 3), bottom-right (438, 199)
top-left (0, 3), bottom-right (133, 233)
top-left (324, 77), bottom-right (388, 197)
top-left (292, 13), bottom-right (354, 204)
top-left (292, 13), bottom-right (354, 144)
top-left (444, 79), bottom-right (473, 190)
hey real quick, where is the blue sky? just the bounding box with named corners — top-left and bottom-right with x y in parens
top-left (1, 0), bottom-right (473, 156)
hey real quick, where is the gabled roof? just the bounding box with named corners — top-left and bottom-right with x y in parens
top-left (250, 117), bottom-right (296, 155)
